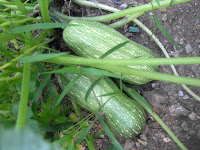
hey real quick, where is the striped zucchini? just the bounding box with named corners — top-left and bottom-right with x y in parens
top-left (63, 20), bottom-right (158, 84)
top-left (58, 73), bottom-right (146, 138)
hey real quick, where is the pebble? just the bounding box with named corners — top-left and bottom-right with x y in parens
top-left (163, 137), bottom-right (171, 143)
top-left (120, 3), bottom-right (127, 9)
top-left (181, 121), bottom-right (189, 131)
top-left (188, 112), bottom-right (200, 120)
top-left (162, 14), bottom-right (167, 21)
top-left (124, 139), bottom-right (134, 150)
top-left (179, 38), bottom-right (184, 45)
top-left (135, 142), bottom-right (140, 147)
top-left (185, 44), bottom-right (193, 53)
top-left (188, 130), bottom-right (195, 135)
top-left (169, 105), bottom-right (189, 117)
top-left (197, 129), bottom-right (200, 139)
top-left (178, 91), bottom-right (184, 97)
top-left (183, 94), bottom-right (189, 99)
top-left (114, 0), bottom-right (121, 4)
top-left (125, 32), bottom-right (132, 38)
top-left (139, 134), bottom-right (148, 141)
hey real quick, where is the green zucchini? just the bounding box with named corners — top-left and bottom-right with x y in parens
top-left (58, 73), bottom-right (146, 138)
top-left (63, 20), bottom-right (158, 84)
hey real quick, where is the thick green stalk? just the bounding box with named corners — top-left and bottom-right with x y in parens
top-left (52, 0), bottom-right (191, 22)
top-left (46, 55), bottom-right (200, 66)
top-left (122, 84), bottom-right (187, 150)
top-left (45, 56), bottom-right (200, 87)
top-left (16, 63), bottom-right (31, 128)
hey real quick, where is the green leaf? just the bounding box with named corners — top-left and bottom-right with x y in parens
top-left (85, 77), bottom-right (101, 102)
top-left (53, 74), bottom-right (81, 107)
top-left (97, 114), bottom-right (123, 150)
top-left (0, 127), bottom-right (61, 150)
top-left (153, 13), bottom-right (180, 49)
top-left (18, 53), bottom-right (67, 63)
top-left (10, 23), bottom-right (76, 33)
top-left (0, 32), bottom-right (21, 43)
top-left (43, 66), bottom-right (80, 74)
top-left (99, 41), bottom-right (129, 58)
top-left (32, 75), bottom-right (51, 111)
top-left (0, 44), bottom-right (13, 58)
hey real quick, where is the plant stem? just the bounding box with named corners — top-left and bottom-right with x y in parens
top-left (1, 17), bottom-right (42, 27)
top-left (53, 0), bottom-right (191, 22)
top-left (122, 84), bottom-right (187, 150)
top-left (16, 63), bottom-right (31, 128)
top-left (109, 12), bottom-right (144, 28)
top-left (47, 55), bottom-right (200, 66)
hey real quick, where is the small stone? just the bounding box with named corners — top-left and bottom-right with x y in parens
top-left (162, 14), bottom-right (167, 21)
top-left (183, 94), bottom-right (189, 99)
top-left (151, 83), bottom-right (156, 88)
top-left (120, 3), bottom-right (127, 9)
top-left (197, 129), bottom-right (200, 139)
top-left (99, 134), bottom-right (104, 138)
top-left (124, 139), bottom-right (134, 150)
top-left (181, 121), bottom-right (189, 131)
top-left (125, 32), bottom-right (132, 38)
top-left (178, 91), bottom-right (184, 97)
top-left (185, 44), bottom-right (193, 53)
top-left (135, 142), bottom-right (140, 147)
top-left (188, 130), bottom-right (195, 135)
top-left (139, 134), bottom-right (148, 141)
top-left (137, 139), bottom-right (148, 146)
top-left (169, 105), bottom-right (189, 117)
top-left (179, 38), bottom-right (184, 45)
top-left (188, 112), bottom-right (200, 120)
top-left (163, 137), bottom-right (171, 143)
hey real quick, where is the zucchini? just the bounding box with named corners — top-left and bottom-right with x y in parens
top-left (58, 73), bottom-right (146, 138)
top-left (63, 20), bottom-right (158, 84)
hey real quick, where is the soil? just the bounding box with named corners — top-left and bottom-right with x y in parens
top-left (51, 0), bottom-right (200, 149)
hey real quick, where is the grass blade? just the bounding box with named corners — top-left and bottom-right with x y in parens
top-left (18, 53), bottom-right (67, 63)
top-left (0, 44), bottom-right (13, 58)
top-left (10, 23), bottom-right (75, 33)
top-left (31, 75), bottom-right (51, 111)
top-left (53, 74), bottom-right (81, 108)
top-left (85, 77), bottom-right (101, 102)
top-left (99, 41), bottom-right (129, 59)
top-left (13, 0), bottom-right (28, 14)
top-left (97, 114), bottom-right (123, 150)
top-left (153, 10), bottom-right (180, 49)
